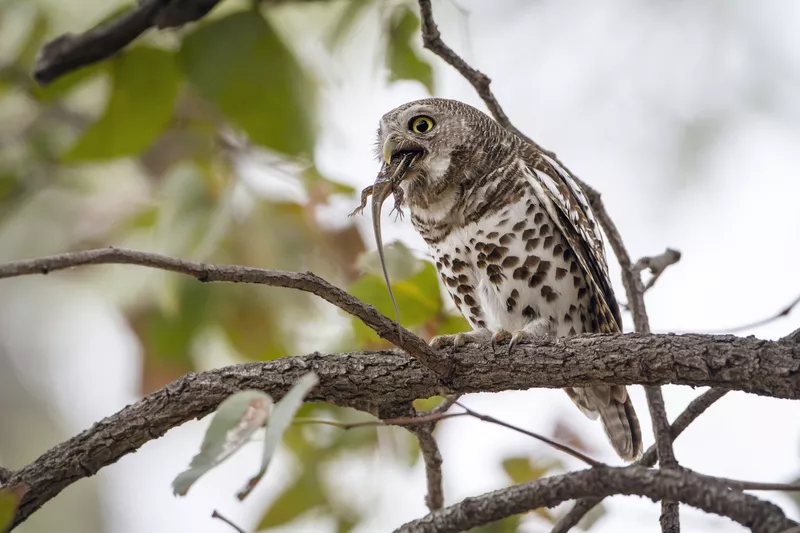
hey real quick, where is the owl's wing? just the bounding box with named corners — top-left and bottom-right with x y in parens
top-left (519, 149), bottom-right (623, 331)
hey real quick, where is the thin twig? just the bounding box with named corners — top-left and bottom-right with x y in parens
top-left (416, 0), bottom-right (547, 153)
top-left (409, 425), bottom-right (445, 511)
top-left (0, 247), bottom-right (450, 375)
top-left (697, 474), bottom-right (800, 493)
top-left (553, 388), bottom-right (728, 533)
top-left (633, 248), bottom-right (682, 291)
top-left (454, 402), bottom-right (604, 468)
top-left (293, 412), bottom-right (468, 430)
top-left (716, 293), bottom-right (800, 334)
top-left (212, 510), bottom-right (247, 533)
top-left (586, 166), bottom-right (679, 531)
top-left (411, 395), bottom-right (461, 511)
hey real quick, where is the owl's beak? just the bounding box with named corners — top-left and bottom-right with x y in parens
top-left (382, 135), bottom-right (398, 165)
top-left (382, 134), bottom-right (423, 166)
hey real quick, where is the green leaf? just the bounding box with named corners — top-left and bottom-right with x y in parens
top-left (257, 470), bottom-right (325, 529)
top-left (469, 516), bottom-right (521, 533)
top-left (180, 10), bottom-right (315, 156)
top-left (350, 260), bottom-right (442, 342)
top-left (502, 456), bottom-right (563, 485)
top-left (64, 46), bottom-right (179, 160)
top-left (413, 395), bottom-right (445, 413)
top-left (386, 6), bottom-right (434, 93)
top-left (238, 372), bottom-right (319, 500)
top-left (435, 313), bottom-right (470, 336)
top-left (172, 390), bottom-right (272, 496)
top-left (356, 241), bottom-right (421, 281)
top-left (0, 484), bottom-right (26, 532)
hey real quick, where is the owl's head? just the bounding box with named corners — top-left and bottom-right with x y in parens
top-left (376, 98), bottom-right (514, 211)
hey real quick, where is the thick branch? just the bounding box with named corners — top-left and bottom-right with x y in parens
top-left (5, 338), bottom-right (796, 526)
top-left (0, 247), bottom-right (448, 375)
top-left (394, 466), bottom-right (794, 533)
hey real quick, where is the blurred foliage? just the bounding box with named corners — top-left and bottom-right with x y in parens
top-left (0, 484), bottom-right (25, 531)
top-left (0, 0), bottom-right (581, 531)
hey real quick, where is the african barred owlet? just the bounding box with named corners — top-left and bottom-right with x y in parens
top-left (376, 98), bottom-right (642, 460)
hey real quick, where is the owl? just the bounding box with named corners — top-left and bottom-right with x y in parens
top-left (373, 98), bottom-right (641, 460)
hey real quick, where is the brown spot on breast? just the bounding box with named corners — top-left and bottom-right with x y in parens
top-left (541, 285), bottom-right (559, 302)
top-left (563, 249), bottom-right (573, 261)
top-left (506, 296), bottom-right (517, 312)
top-left (446, 277), bottom-right (458, 287)
top-left (569, 326), bottom-right (577, 335)
top-left (523, 256), bottom-right (540, 268)
top-left (526, 204), bottom-right (536, 215)
top-left (512, 221), bottom-right (526, 231)
top-left (453, 295), bottom-right (462, 306)
top-left (522, 305), bottom-right (537, 319)
top-left (499, 233), bottom-right (514, 245)
top-left (470, 306), bottom-right (482, 316)
top-left (553, 244), bottom-right (564, 256)
top-left (477, 319), bottom-right (487, 328)
top-left (522, 229), bottom-right (536, 240)
top-left (573, 276), bottom-right (582, 288)
top-left (570, 261), bottom-right (579, 273)
top-left (555, 267), bottom-right (567, 280)
top-left (564, 312), bottom-right (573, 323)
top-left (543, 236), bottom-right (554, 249)
top-left (529, 272), bottom-right (547, 287)
top-left (487, 246), bottom-right (508, 262)
top-left (540, 223), bottom-right (551, 235)
top-left (498, 218), bottom-right (509, 227)
top-left (463, 294), bottom-right (476, 306)
top-left (533, 212), bottom-right (544, 224)
top-left (487, 264), bottom-right (506, 284)
top-left (457, 284), bottom-right (473, 295)
top-left (451, 259), bottom-right (468, 273)
top-left (526, 238), bottom-right (540, 251)
top-left (577, 287), bottom-right (587, 299)
top-left (477, 259), bottom-right (487, 269)
top-left (441, 255), bottom-right (451, 267)
top-left (513, 267), bottom-right (530, 280)
top-left (486, 231), bottom-right (499, 239)
top-left (458, 274), bottom-right (469, 283)
top-left (475, 242), bottom-right (486, 252)
top-left (537, 260), bottom-right (551, 273)
top-left (502, 256), bottom-right (520, 268)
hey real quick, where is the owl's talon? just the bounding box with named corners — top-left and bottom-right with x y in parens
top-left (430, 329), bottom-right (491, 350)
top-left (508, 330), bottom-right (533, 355)
top-left (490, 329), bottom-right (511, 352)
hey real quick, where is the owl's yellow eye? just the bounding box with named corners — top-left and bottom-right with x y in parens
top-left (409, 116), bottom-right (435, 134)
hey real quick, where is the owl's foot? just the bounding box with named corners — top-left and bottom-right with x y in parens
top-left (490, 329), bottom-right (512, 352)
top-left (430, 328), bottom-right (491, 350)
top-left (508, 318), bottom-right (558, 354)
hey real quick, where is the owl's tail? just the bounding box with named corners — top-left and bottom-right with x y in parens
top-left (565, 385), bottom-right (642, 461)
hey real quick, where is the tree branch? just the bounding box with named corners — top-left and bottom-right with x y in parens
top-left (394, 466), bottom-right (795, 533)
top-left (33, 0), bottom-right (223, 85)
top-left (552, 388), bottom-right (728, 532)
top-left (0, 247), bottom-right (448, 375)
top-left (4, 336), bottom-right (795, 527)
